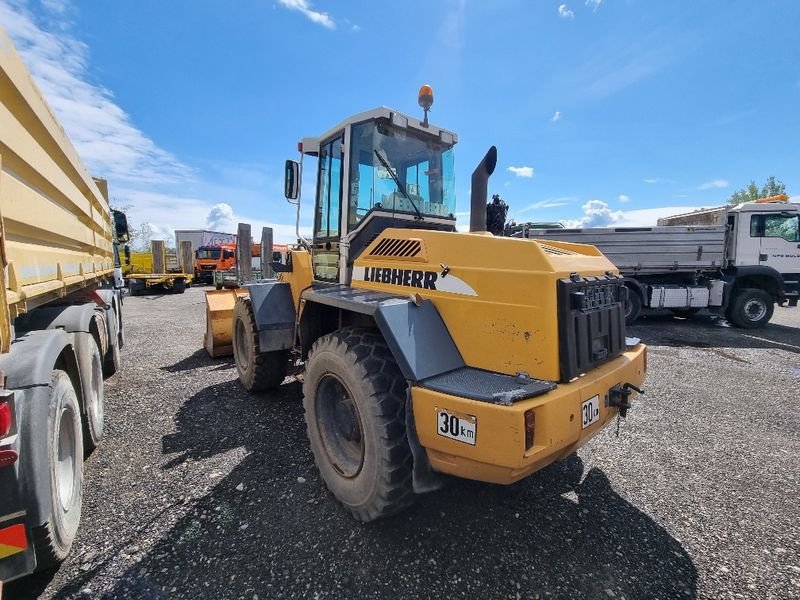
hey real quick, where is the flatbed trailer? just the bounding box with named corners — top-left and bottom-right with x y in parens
top-left (0, 26), bottom-right (128, 583)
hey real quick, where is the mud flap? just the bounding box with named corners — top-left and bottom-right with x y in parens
top-left (405, 390), bottom-right (447, 494)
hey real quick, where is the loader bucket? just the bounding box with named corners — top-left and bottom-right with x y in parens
top-left (204, 288), bottom-right (249, 357)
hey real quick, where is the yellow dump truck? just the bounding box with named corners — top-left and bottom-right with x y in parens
top-left (207, 88), bottom-right (647, 522)
top-left (0, 28), bottom-right (127, 582)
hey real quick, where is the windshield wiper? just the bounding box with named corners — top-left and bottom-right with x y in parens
top-left (373, 149), bottom-right (423, 220)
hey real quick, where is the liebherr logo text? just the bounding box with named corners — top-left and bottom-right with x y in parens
top-left (363, 266), bottom-right (438, 290)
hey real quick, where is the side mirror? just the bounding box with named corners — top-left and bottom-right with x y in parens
top-left (285, 160), bottom-right (300, 201)
top-left (111, 209), bottom-right (130, 243)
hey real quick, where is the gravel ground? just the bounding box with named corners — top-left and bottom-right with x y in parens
top-left (7, 288), bottom-right (800, 600)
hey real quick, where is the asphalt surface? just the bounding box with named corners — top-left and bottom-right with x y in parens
top-left (8, 287), bottom-right (800, 599)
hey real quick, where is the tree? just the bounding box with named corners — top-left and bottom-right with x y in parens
top-left (728, 176), bottom-right (786, 204)
top-left (110, 200), bottom-right (153, 251)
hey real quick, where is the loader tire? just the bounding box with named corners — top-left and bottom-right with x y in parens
top-left (172, 279), bottom-right (187, 294)
top-left (727, 288), bottom-right (773, 329)
top-left (303, 327), bottom-right (414, 522)
top-left (33, 370), bottom-right (84, 571)
top-left (232, 297), bottom-right (288, 392)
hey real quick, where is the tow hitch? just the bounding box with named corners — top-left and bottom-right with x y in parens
top-left (608, 383), bottom-right (644, 418)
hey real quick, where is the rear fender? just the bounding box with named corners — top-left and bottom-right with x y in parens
top-left (245, 281), bottom-right (296, 352)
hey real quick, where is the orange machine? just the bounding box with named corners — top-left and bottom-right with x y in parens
top-left (195, 243), bottom-right (236, 283)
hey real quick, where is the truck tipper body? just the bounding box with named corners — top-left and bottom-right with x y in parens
top-left (0, 27), bottom-right (126, 582)
top-left (523, 199), bottom-right (800, 327)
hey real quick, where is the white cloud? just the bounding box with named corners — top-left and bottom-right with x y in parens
top-left (789, 195), bottom-right (799, 203)
top-left (207, 203), bottom-right (235, 231)
top-left (514, 197), bottom-right (576, 215)
top-left (562, 200), bottom-right (708, 229)
top-left (1, 1), bottom-right (313, 245)
top-left (0, 0), bottom-right (191, 185)
top-left (562, 200), bottom-right (623, 228)
top-left (643, 178), bottom-right (659, 184)
top-left (585, 0), bottom-right (602, 11)
top-left (551, 111), bottom-right (561, 122)
top-left (508, 166), bottom-right (534, 178)
top-left (618, 194), bottom-right (630, 203)
top-left (558, 4), bottom-right (575, 19)
top-left (277, 0), bottom-right (335, 29)
top-left (696, 179), bottom-right (729, 190)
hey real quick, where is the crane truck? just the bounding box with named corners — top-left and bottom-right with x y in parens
top-left (205, 87), bottom-right (648, 522)
top-left (522, 198), bottom-right (799, 327)
top-left (0, 28), bottom-right (127, 583)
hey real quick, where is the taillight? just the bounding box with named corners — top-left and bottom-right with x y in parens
top-left (0, 401), bottom-right (11, 438)
top-left (0, 449), bottom-right (18, 467)
top-left (524, 409), bottom-right (536, 450)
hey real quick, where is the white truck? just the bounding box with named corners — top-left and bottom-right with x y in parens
top-left (0, 27), bottom-right (127, 583)
top-left (523, 199), bottom-right (799, 328)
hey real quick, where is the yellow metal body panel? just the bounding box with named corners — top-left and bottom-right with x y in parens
top-left (204, 288), bottom-right (249, 357)
top-left (279, 248), bottom-right (314, 309)
top-left (124, 252), bottom-right (154, 275)
top-left (0, 28), bottom-right (114, 343)
top-left (353, 228), bottom-right (616, 382)
top-left (412, 346), bottom-right (646, 484)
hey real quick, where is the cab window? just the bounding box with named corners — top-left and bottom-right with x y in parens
top-left (750, 214), bottom-right (800, 242)
top-left (314, 134), bottom-right (344, 240)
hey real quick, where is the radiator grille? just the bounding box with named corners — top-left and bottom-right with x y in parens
top-left (368, 238), bottom-right (422, 258)
top-left (557, 275), bottom-right (626, 382)
top-left (538, 242), bottom-right (578, 256)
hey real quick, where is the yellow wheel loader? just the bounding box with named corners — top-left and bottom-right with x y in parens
top-left (206, 88), bottom-right (647, 522)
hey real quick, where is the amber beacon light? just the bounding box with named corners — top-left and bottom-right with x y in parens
top-left (418, 84), bottom-right (434, 126)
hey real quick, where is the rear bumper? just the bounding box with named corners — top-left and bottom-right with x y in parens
top-left (411, 344), bottom-right (647, 484)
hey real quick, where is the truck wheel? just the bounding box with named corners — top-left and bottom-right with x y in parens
top-left (128, 280), bottom-right (144, 297)
top-left (232, 297), bottom-right (288, 392)
top-left (33, 370), bottom-right (84, 571)
top-left (303, 327), bottom-right (414, 522)
top-left (727, 288), bottom-right (774, 329)
top-left (624, 287), bottom-right (642, 325)
top-left (77, 337), bottom-right (105, 454)
top-left (172, 279), bottom-right (187, 294)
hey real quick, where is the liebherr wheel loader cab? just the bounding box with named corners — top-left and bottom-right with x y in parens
top-left (225, 91), bottom-right (647, 521)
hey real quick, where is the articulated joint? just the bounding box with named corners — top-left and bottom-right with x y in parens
top-left (608, 383), bottom-right (644, 418)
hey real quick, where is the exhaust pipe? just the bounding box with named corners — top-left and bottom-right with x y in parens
top-left (470, 146), bottom-right (498, 233)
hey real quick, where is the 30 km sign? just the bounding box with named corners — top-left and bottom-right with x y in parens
top-left (436, 409), bottom-right (477, 446)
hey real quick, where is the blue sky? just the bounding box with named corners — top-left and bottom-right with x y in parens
top-left (1, 0), bottom-right (799, 244)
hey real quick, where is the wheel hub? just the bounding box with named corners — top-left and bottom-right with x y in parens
top-left (57, 407), bottom-right (76, 512)
top-left (316, 374), bottom-right (365, 478)
top-left (744, 299), bottom-right (767, 321)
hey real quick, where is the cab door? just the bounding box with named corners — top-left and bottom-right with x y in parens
top-left (750, 211), bottom-right (800, 274)
top-left (312, 133), bottom-right (344, 282)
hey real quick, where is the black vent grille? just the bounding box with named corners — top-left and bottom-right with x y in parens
top-left (369, 238), bottom-right (422, 258)
top-left (539, 243), bottom-right (578, 256)
top-left (557, 275), bottom-right (626, 382)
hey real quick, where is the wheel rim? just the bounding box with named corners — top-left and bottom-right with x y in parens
top-left (743, 298), bottom-right (767, 322)
top-left (235, 317), bottom-right (248, 370)
top-left (57, 406), bottom-right (77, 511)
top-left (315, 374), bottom-right (364, 478)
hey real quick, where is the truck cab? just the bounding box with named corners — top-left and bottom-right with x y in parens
top-left (195, 243), bottom-right (236, 284)
top-left (725, 200), bottom-right (800, 305)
